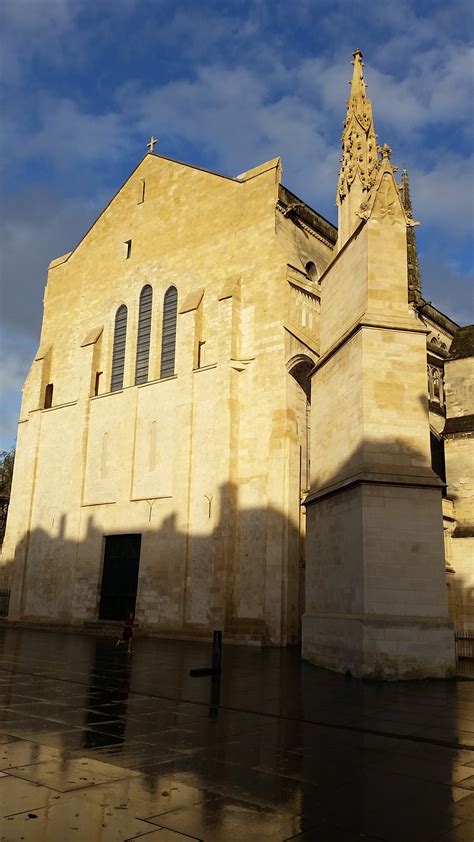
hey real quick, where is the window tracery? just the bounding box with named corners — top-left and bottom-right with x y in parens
top-left (427, 364), bottom-right (444, 407)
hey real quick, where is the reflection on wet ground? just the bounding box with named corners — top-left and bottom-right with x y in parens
top-left (0, 629), bottom-right (474, 840)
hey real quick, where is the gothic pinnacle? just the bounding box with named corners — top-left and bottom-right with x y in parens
top-left (337, 49), bottom-right (379, 206)
top-left (399, 167), bottom-right (422, 303)
top-left (348, 49), bottom-right (366, 102)
top-left (400, 167), bottom-right (413, 216)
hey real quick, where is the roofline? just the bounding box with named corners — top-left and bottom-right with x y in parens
top-left (418, 300), bottom-right (460, 333)
top-left (149, 151), bottom-right (242, 183)
top-left (279, 183), bottom-right (338, 245)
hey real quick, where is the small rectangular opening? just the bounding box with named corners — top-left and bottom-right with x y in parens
top-left (137, 179), bottom-right (145, 204)
top-left (94, 371), bottom-right (103, 396)
top-left (197, 340), bottom-right (206, 369)
top-left (44, 383), bottom-right (54, 409)
top-left (124, 239), bottom-right (132, 259)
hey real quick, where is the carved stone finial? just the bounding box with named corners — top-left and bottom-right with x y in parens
top-left (147, 136), bottom-right (158, 154)
top-left (337, 50), bottom-right (379, 206)
top-left (379, 143), bottom-right (392, 160)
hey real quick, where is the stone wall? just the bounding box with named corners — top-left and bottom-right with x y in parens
top-left (1, 152), bottom-right (333, 645)
top-left (444, 327), bottom-right (474, 631)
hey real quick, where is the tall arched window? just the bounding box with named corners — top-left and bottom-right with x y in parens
top-left (160, 286), bottom-right (178, 378)
top-left (111, 304), bottom-right (128, 391)
top-left (135, 285), bottom-right (153, 384)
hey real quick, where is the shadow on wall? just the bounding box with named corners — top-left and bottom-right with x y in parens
top-left (0, 423), bottom-right (459, 648)
top-left (0, 482), bottom-right (303, 646)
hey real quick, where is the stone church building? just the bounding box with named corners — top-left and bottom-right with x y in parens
top-left (2, 51), bottom-right (473, 678)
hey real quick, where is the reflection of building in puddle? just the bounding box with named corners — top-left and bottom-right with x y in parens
top-left (209, 673), bottom-right (221, 720)
top-left (82, 641), bottom-right (130, 750)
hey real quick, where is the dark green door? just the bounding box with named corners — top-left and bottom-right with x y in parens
top-left (98, 534), bottom-right (141, 621)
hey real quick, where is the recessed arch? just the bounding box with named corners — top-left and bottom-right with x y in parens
top-left (305, 261), bottom-right (319, 283)
top-left (430, 426), bottom-right (446, 487)
top-left (287, 354), bottom-right (315, 403)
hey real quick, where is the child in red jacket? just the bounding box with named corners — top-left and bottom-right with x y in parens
top-left (116, 612), bottom-right (134, 654)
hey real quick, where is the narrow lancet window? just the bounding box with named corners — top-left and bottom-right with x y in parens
top-left (111, 304), bottom-right (128, 391)
top-left (44, 383), bottom-right (54, 409)
top-left (160, 286), bottom-right (178, 378)
top-left (135, 284), bottom-right (153, 384)
top-left (94, 371), bottom-right (103, 396)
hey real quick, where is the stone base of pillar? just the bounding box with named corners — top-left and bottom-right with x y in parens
top-left (302, 613), bottom-right (455, 679)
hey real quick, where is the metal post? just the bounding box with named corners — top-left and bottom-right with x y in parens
top-left (211, 630), bottom-right (222, 673)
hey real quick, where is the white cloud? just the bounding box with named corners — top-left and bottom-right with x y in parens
top-left (2, 0), bottom-right (80, 31)
top-left (420, 253), bottom-right (474, 327)
top-left (24, 97), bottom-right (135, 167)
top-left (368, 46), bottom-right (474, 135)
top-left (411, 157), bottom-right (474, 236)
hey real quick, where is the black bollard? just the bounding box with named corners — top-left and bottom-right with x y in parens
top-left (211, 630), bottom-right (222, 672)
top-left (209, 672), bottom-right (221, 720)
top-left (189, 630), bottom-right (223, 677)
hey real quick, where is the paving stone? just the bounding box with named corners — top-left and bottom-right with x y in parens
top-left (125, 829), bottom-right (200, 841)
top-left (0, 796), bottom-right (157, 841)
top-left (146, 796), bottom-right (311, 842)
top-left (7, 756), bottom-right (139, 792)
top-left (1, 628), bottom-right (474, 840)
top-left (0, 740), bottom-right (62, 771)
top-left (55, 773), bottom-right (221, 818)
top-left (0, 776), bottom-right (65, 816)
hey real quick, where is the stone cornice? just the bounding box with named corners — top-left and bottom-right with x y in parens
top-left (284, 322), bottom-right (320, 357)
top-left (313, 313), bottom-right (429, 375)
top-left (287, 271), bottom-right (321, 301)
top-left (276, 199), bottom-right (336, 248)
top-left (304, 469), bottom-right (443, 506)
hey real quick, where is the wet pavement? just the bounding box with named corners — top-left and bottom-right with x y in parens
top-left (0, 629), bottom-right (474, 840)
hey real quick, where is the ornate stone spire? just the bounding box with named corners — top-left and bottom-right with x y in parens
top-left (337, 50), bottom-right (379, 246)
top-left (400, 168), bottom-right (422, 304)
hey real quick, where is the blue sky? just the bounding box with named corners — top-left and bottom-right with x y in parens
top-left (1, 0), bottom-right (473, 449)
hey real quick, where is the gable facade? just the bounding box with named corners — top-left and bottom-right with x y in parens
top-left (2, 152), bottom-right (334, 644)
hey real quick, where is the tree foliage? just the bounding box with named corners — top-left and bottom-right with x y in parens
top-left (0, 448), bottom-right (15, 498)
top-left (0, 448), bottom-right (15, 544)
